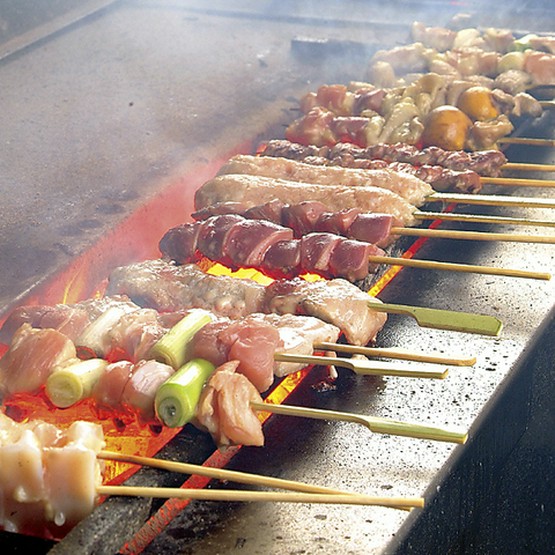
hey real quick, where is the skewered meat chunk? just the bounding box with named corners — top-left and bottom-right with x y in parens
top-left (192, 201), bottom-right (394, 247)
top-left (247, 313), bottom-right (340, 377)
top-left (106, 259), bottom-right (386, 346)
top-left (190, 317), bottom-right (280, 392)
top-left (223, 218), bottom-right (294, 268)
top-left (282, 200), bottom-right (329, 237)
top-left (411, 21), bottom-right (456, 52)
top-left (107, 259), bottom-right (267, 319)
top-left (121, 359), bottom-right (176, 423)
top-left (107, 308), bottom-right (175, 363)
top-left (262, 239), bottom-right (302, 278)
top-left (160, 214), bottom-right (388, 282)
top-left (195, 213), bottom-right (245, 263)
top-left (0, 295), bottom-right (138, 346)
top-left (0, 297), bottom-right (184, 364)
top-left (261, 139), bottom-right (506, 177)
top-left (287, 104), bottom-right (513, 151)
top-left (194, 174), bottom-right (417, 228)
top-left (0, 414), bottom-right (104, 537)
top-left (195, 360), bottom-right (264, 448)
top-left (217, 154), bottom-right (433, 206)
top-left (0, 324), bottom-right (77, 396)
top-left (92, 360), bottom-right (135, 413)
top-left (265, 278), bottom-right (387, 346)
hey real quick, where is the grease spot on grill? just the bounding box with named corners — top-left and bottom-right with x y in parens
top-left (59, 219), bottom-right (101, 236)
top-left (96, 203), bottom-right (125, 215)
top-left (101, 189), bottom-right (139, 202)
top-left (79, 219), bottom-right (101, 229)
top-left (58, 224), bottom-right (83, 236)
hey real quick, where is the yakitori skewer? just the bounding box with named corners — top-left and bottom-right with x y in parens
top-left (161, 214), bottom-right (551, 283)
top-left (97, 450), bottom-right (420, 511)
top-left (314, 342), bottom-right (476, 366)
top-left (221, 152), bottom-right (555, 201)
top-left (152, 360), bottom-right (466, 444)
top-left (194, 174), bottom-right (555, 252)
top-left (252, 401), bottom-right (468, 444)
top-left (259, 139), bottom-right (545, 184)
top-left (414, 211), bottom-right (555, 229)
top-left (191, 199), bottom-right (555, 244)
top-left (97, 485), bottom-right (424, 509)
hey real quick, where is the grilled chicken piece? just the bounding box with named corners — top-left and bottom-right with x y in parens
top-left (217, 154), bottom-right (433, 206)
top-left (0, 324), bottom-right (77, 396)
top-left (0, 414), bottom-right (104, 536)
top-left (265, 278), bottom-right (386, 346)
top-left (194, 174), bottom-right (417, 228)
top-left (190, 317), bottom-right (280, 392)
top-left (248, 313), bottom-right (340, 377)
top-left (195, 360), bottom-right (264, 448)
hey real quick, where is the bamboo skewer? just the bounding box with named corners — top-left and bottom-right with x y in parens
top-left (98, 451), bottom-right (381, 499)
top-left (367, 254), bottom-right (550, 281)
top-left (251, 401), bottom-right (468, 444)
top-left (314, 342), bottom-right (476, 367)
top-left (391, 226), bottom-right (555, 244)
top-left (97, 485), bottom-right (424, 509)
top-left (503, 162), bottom-right (555, 173)
top-left (366, 300), bottom-right (503, 336)
top-left (414, 211), bottom-right (555, 228)
top-left (480, 176), bottom-right (555, 187)
top-left (273, 352), bottom-right (449, 379)
top-left (427, 192), bottom-right (555, 209)
top-left (497, 137), bottom-right (555, 148)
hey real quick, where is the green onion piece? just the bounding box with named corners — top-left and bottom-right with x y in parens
top-left (513, 34), bottom-right (536, 51)
top-left (155, 358), bottom-right (216, 427)
top-left (149, 309), bottom-right (214, 369)
top-left (45, 358), bottom-right (108, 408)
top-left (76, 306), bottom-right (134, 355)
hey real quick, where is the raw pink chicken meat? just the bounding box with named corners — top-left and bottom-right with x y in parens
top-left (195, 360), bottom-right (264, 447)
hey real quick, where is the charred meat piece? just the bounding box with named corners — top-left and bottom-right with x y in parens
top-left (265, 277), bottom-right (387, 346)
top-left (107, 260), bottom-right (267, 320)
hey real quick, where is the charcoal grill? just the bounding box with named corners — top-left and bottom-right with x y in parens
top-left (1, 2), bottom-right (555, 554)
